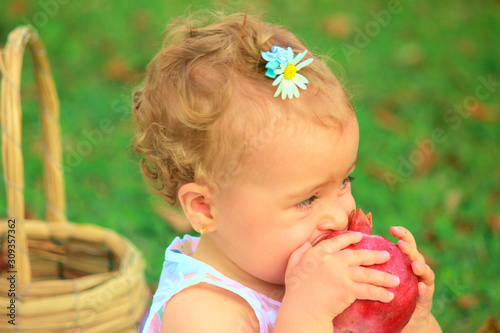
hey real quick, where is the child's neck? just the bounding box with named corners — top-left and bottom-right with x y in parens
top-left (192, 235), bottom-right (285, 302)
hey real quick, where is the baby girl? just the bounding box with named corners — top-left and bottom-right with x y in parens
top-left (134, 11), bottom-right (441, 333)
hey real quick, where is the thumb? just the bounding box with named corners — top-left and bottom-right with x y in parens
top-left (287, 241), bottom-right (313, 271)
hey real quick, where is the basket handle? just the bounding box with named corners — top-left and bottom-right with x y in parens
top-left (1, 26), bottom-right (67, 287)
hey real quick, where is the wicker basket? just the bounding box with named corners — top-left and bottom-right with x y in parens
top-left (0, 26), bottom-right (148, 332)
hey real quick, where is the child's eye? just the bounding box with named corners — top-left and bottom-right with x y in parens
top-left (339, 175), bottom-right (355, 191)
top-left (296, 195), bottom-right (319, 209)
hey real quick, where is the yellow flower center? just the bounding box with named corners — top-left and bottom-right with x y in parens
top-left (283, 64), bottom-right (297, 80)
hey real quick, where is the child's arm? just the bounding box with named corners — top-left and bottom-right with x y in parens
top-left (161, 283), bottom-right (260, 332)
top-left (274, 232), bottom-right (399, 332)
top-left (390, 227), bottom-right (442, 333)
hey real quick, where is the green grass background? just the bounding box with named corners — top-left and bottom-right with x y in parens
top-left (1, 0), bottom-right (499, 331)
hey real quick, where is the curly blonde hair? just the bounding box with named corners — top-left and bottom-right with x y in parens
top-left (132, 11), bottom-right (353, 206)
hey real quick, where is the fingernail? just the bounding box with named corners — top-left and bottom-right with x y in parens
top-left (387, 292), bottom-right (394, 301)
top-left (393, 275), bottom-right (400, 285)
top-left (379, 251), bottom-right (390, 260)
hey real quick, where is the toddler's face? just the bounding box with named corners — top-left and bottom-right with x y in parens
top-left (210, 114), bottom-right (359, 294)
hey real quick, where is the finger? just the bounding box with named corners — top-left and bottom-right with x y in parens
top-left (398, 240), bottom-right (426, 263)
top-left (287, 242), bottom-right (313, 270)
top-left (316, 231), bottom-right (363, 254)
top-left (349, 267), bottom-right (400, 288)
top-left (412, 261), bottom-right (435, 286)
top-left (390, 226), bottom-right (417, 248)
top-left (417, 281), bottom-right (434, 305)
top-left (339, 249), bottom-right (390, 266)
top-left (353, 283), bottom-right (394, 303)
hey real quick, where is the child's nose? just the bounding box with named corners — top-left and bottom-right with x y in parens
top-left (317, 205), bottom-right (349, 231)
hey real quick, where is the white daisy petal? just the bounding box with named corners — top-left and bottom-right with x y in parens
top-left (273, 74), bottom-right (284, 86)
top-left (291, 49), bottom-right (307, 65)
top-left (287, 47), bottom-right (293, 61)
top-left (287, 81), bottom-right (294, 99)
top-left (292, 81), bottom-right (300, 97)
top-left (274, 68), bottom-right (284, 75)
top-left (293, 76), bottom-right (307, 90)
top-left (295, 73), bottom-right (309, 84)
top-left (282, 80), bottom-right (290, 99)
top-left (274, 80), bottom-right (284, 98)
top-left (281, 80), bottom-right (288, 99)
top-left (296, 57), bottom-right (313, 70)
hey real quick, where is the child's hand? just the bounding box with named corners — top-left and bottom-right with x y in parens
top-left (390, 227), bottom-right (442, 333)
top-left (282, 232), bottom-right (400, 323)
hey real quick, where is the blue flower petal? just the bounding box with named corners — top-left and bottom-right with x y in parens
top-left (271, 46), bottom-right (286, 54)
top-left (273, 46), bottom-right (288, 62)
top-left (262, 52), bottom-right (276, 62)
top-left (265, 68), bottom-right (278, 78)
top-left (265, 60), bottom-right (280, 69)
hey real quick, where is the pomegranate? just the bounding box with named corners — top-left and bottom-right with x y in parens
top-left (318, 208), bottom-right (418, 333)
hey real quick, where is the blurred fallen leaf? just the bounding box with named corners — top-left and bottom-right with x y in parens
top-left (456, 293), bottom-right (480, 311)
top-left (418, 248), bottom-right (438, 270)
top-left (490, 190), bottom-right (500, 206)
top-left (445, 189), bottom-right (462, 213)
top-left (366, 163), bottom-right (390, 182)
top-left (476, 317), bottom-right (500, 333)
top-left (147, 282), bottom-right (158, 294)
top-left (9, 0), bottom-right (27, 16)
top-left (456, 219), bottom-right (475, 235)
top-left (445, 153), bottom-right (465, 171)
top-left (394, 42), bottom-right (426, 67)
top-left (322, 14), bottom-right (353, 39)
top-left (103, 55), bottom-right (135, 82)
top-left (25, 206), bottom-right (37, 220)
top-left (467, 101), bottom-right (487, 121)
top-left (374, 107), bottom-right (406, 132)
top-left (459, 38), bottom-right (477, 57)
top-left (488, 214), bottom-right (500, 233)
top-left (423, 229), bottom-right (444, 250)
top-left (466, 103), bottom-right (500, 122)
top-left (410, 140), bottom-right (437, 176)
top-left (134, 11), bottom-right (152, 31)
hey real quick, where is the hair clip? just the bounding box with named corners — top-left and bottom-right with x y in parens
top-left (262, 46), bottom-right (313, 100)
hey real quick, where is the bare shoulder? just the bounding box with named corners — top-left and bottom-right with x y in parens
top-left (161, 282), bottom-right (259, 333)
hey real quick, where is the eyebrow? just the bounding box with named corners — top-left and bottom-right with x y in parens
top-left (286, 158), bottom-right (358, 199)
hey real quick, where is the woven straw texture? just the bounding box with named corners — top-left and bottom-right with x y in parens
top-left (0, 25), bottom-right (148, 332)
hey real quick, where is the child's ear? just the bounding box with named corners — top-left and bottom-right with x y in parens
top-left (178, 183), bottom-right (214, 233)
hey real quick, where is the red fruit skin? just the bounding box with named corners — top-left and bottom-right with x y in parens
top-left (319, 209), bottom-right (419, 333)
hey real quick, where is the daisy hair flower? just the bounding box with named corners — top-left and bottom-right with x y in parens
top-left (262, 46), bottom-right (313, 100)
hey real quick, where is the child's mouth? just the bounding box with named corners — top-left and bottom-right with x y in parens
top-left (312, 233), bottom-right (334, 247)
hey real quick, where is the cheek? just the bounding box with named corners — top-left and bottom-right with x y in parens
top-left (254, 240), bottom-right (297, 284)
